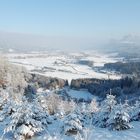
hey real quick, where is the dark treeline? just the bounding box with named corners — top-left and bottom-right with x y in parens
top-left (71, 77), bottom-right (140, 102)
top-left (103, 62), bottom-right (140, 76)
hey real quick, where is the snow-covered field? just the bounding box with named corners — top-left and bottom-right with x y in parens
top-left (66, 89), bottom-right (95, 101)
top-left (6, 51), bottom-right (122, 83)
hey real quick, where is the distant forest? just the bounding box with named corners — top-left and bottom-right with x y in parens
top-left (104, 62), bottom-right (140, 76)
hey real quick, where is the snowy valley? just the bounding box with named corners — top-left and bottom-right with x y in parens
top-left (0, 51), bottom-right (140, 140)
top-left (7, 51), bottom-right (122, 83)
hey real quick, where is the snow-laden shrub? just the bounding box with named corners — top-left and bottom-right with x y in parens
top-left (56, 100), bottom-right (76, 118)
top-left (3, 98), bottom-right (49, 140)
top-left (55, 100), bottom-right (67, 118)
top-left (107, 102), bottom-right (132, 130)
top-left (34, 97), bottom-right (53, 125)
top-left (131, 100), bottom-right (140, 121)
top-left (37, 92), bottom-right (61, 115)
top-left (63, 113), bottom-right (83, 136)
top-left (0, 89), bottom-right (22, 122)
top-left (0, 97), bottom-right (18, 122)
top-left (36, 92), bottom-right (49, 112)
top-left (37, 92), bottom-right (76, 117)
top-left (93, 94), bottom-right (117, 128)
top-left (62, 100), bottom-right (76, 115)
top-left (0, 89), bottom-right (9, 110)
top-left (0, 88), bottom-right (23, 121)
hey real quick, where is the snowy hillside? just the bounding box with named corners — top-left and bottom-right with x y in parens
top-left (1, 88), bottom-right (140, 140)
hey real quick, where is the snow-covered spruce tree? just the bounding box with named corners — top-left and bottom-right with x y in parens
top-left (63, 112), bottom-right (83, 136)
top-left (131, 100), bottom-right (140, 121)
top-left (63, 105), bottom-right (93, 139)
top-left (106, 102), bottom-right (132, 131)
top-left (3, 98), bottom-right (48, 140)
top-left (123, 99), bottom-right (132, 114)
top-left (93, 94), bottom-right (117, 128)
top-left (78, 99), bottom-right (99, 128)
top-left (88, 99), bottom-right (99, 114)
top-left (76, 102), bottom-right (93, 127)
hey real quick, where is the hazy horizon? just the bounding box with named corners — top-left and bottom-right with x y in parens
top-left (0, 0), bottom-right (140, 52)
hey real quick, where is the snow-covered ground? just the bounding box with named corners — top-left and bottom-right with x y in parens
top-left (30, 121), bottom-right (140, 140)
top-left (90, 121), bottom-right (140, 140)
top-left (6, 51), bottom-right (122, 83)
top-left (66, 89), bottom-right (96, 101)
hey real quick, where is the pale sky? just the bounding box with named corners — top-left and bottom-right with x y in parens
top-left (0, 0), bottom-right (140, 50)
